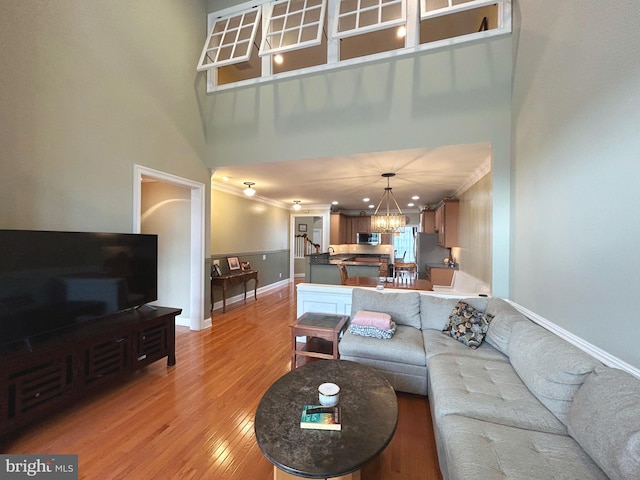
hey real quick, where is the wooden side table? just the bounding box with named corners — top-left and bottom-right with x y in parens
top-left (211, 270), bottom-right (259, 313)
top-left (290, 312), bottom-right (349, 370)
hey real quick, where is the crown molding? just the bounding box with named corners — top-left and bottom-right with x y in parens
top-left (211, 180), bottom-right (288, 209)
top-left (454, 155), bottom-right (492, 197)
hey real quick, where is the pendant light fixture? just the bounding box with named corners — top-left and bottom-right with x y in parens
top-left (292, 200), bottom-right (302, 211)
top-left (370, 173), bottom-right (407, 233)
top-left (243, 182), bottom-right (256, 197)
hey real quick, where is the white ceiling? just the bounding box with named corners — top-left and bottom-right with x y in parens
top-left (211, 142), bottom-right (491, 213)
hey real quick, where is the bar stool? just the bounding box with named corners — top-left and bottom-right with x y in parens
top-left (394, 262), bottom-right (416, 281)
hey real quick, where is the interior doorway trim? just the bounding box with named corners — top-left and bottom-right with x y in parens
top-left (290, 209), bottom-right (330, 280)
top-left (133, 164), bottom-right (206, 331)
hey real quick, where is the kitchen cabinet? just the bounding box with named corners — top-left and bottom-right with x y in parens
top-left (434, 200), bottom-right (459, 247)
top-left (419, 209), bottom-right (436, 233)
top-left (426, 266), bottom-right (455, 286)
top-left (331, 214), bottom-right (372, 244)
top-left (330, 213), bottom-right (347, 245)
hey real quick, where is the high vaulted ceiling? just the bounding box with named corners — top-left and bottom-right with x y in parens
top-left (211, 142), bottom-right (491, 213)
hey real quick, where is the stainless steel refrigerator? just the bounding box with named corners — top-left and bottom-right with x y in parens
top-left (415, 233), bottom-right (450, 279)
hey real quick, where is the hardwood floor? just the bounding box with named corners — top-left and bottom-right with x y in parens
top-left (0, 281), bottom-right (442, 480)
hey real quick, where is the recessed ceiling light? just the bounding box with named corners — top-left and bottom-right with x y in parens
top-left (407, 203), bottom-right (415, 207)
top-left (368, 204), bottom-right (375, 209)
top-left (332, 201), bottom-right (339, 205)
top-left (363, 198), bottom-right (370, 202)
top-left (243, 182), bottom-right (256, 197)
top-left (412, 195), bottom-right (420, 200)
top-left (222, 176), bottom-right (230, 182)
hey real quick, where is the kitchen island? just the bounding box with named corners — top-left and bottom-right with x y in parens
top-left (305, 253), bottom-right (390, 285)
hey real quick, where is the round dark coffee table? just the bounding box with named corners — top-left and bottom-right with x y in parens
top-left (255, 360), bottom-right (398, 479)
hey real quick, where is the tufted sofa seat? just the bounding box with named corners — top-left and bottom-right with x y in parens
top-left (337, 288), bottom-right (640, 480)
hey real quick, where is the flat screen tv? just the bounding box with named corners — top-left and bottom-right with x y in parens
top-left (0, 230), bottom-right (158, 348)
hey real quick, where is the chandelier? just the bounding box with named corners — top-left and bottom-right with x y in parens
top-left (370, 173), bottom-right (407, 233)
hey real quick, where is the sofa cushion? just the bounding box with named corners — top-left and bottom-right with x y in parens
top-left (442, 301), bottom-right (494, 349)
top-left (420, 295), bottom-right (488, 330)
top-left (509, 321), bottom-right (601, 424)
top-left (339, 324), bottom-right (426, 366)
top-left (484, 298), bottom-right (530, 355)
top-left (428, 355), bottom-right (568, 435)
top-left (567, 366), bottom-right (640, 480)
top-left (423, 330), bottom-right (509, 363)
top-left (351, 288), bottom-right (421, 329)
top-left (439, 415), bottom-right (608, 480)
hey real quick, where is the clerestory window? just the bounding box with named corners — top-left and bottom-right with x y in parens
top-left (196, 8), bottom-right (261, 71)
top-left (420, 0), bottom-right (497, 19)
top-left (260, 0), bottom-right (327, 56)
top-left (333, 0), bottom-right (406, 39)
top-left (198, 0), bottom-right (511, 92)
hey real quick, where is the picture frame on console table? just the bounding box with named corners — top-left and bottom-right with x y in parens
top-left (227, 256), bottom-right (241, 271)
top-left (241, 261), bottom-right (251, 271)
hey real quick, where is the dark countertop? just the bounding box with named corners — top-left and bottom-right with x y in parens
top-left (309, 253), bottom-right (390, 266)
top-left (425, 263), bottom-right (458, 269)
top-left (254, 360), bottom-right (398, 478)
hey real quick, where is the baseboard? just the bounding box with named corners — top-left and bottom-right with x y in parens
top-left (507, 300), bottom-right (640, 379)
top-left (175, 315), bottom-right (190, 328)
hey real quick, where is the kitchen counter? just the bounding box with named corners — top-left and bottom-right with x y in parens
top-left (306, 254), bottom-right (391, 284)
top-left (309, 253), bottom-right (390, 266)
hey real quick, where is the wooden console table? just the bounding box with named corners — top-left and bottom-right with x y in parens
top-left (211, 270), bottom-right (259, 313)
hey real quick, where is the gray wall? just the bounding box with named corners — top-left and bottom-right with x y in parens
top-left (204, 32), bottom-right (513, 297)
top-left (512, 1), bottom-right (640, 368)
top-left (0, 0), bottom-right (211, 234)
top-left (211, 188), bottom-right (291, 295)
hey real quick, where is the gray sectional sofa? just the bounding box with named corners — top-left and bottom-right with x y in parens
top-left (338, 288), bottom-right (640, 480)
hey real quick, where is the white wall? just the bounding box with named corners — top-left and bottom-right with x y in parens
top-left (512, 1), bottom-right (640, 368)
top-left (141, 182), bottom-right (191, 320)
top-left (456, 173), bottom-right (492, 284)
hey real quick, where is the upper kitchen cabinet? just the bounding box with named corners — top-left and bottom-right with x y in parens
top-left (330, 214), bottom-right (376, 244)
top-left (330, 213), bottom-right (347, 245)
top-left (434, 200), bottom-right (459, 248)
top-left (419, 209), bottom-right (436, 233)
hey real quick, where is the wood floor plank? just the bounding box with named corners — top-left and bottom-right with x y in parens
top-left (0, 281), bottom-right (442, 480)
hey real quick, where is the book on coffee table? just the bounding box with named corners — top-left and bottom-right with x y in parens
top-left (300, 405), bottom-right (342, 431)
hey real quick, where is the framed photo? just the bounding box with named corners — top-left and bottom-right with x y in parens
top-left (298, 224), bottom-right (307, 232)
top-left (241, 261), bottom-right (251, 271)
top-left (212, 264), bottom-right (222, 277)
top-left (227, 256), bottom-right (241, 271)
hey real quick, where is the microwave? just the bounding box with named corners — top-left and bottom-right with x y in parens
top-left (356, 232), bottom-right (380, 245)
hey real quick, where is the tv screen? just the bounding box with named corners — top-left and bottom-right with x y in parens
top-left (0, 230), bottom-right (158, 347)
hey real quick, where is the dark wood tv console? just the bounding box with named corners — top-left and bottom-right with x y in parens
top-left (0, 306), bottom-right (180, 438)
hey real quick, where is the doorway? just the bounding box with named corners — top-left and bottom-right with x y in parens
top-left (132, 165), bottom-right (206, 331)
